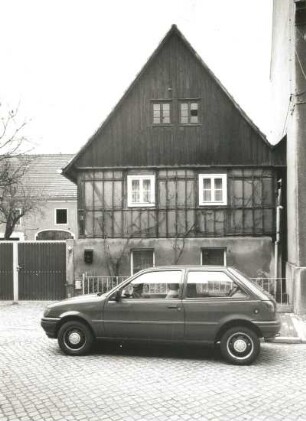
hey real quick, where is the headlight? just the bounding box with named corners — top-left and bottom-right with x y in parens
top-left (43, 307), bottom-right (52, 317)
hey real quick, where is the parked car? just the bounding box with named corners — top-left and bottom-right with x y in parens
top-left (41, 266), bottom-right (281, 365)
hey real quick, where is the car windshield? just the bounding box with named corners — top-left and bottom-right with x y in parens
top-left (228, 268), bottom-right (270, 300)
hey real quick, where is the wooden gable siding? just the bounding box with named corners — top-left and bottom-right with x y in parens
top-left (70, 27), bottom-right (276, 173)
top-left (78, 168), bottom-right (275, 239)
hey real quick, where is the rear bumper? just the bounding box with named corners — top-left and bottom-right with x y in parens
top-left (41, 317), bottom-right (60, 338)
top-left (253, 318), bottom-right (282, 339)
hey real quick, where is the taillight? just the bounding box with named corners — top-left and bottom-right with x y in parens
top-left (263, 300), bottom-right (276, 313)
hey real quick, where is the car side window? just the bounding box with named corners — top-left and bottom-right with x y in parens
top-left (121, 270), bottom-right (182, 299)
top-left (186, 271), bottom-right (247, 299)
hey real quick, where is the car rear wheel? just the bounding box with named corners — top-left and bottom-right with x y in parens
top-left (220, 326), bottom-right (260, 365)
top-left (58, 320), bottom-right (94, 356)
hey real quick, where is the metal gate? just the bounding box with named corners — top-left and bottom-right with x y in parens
top-left (0, 241), bottom-right (66, 301)
top-left (0, 243), bottom-right (14, 300)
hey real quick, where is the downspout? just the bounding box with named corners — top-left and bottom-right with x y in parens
top-left (274, 179), bottom-right (283, 278)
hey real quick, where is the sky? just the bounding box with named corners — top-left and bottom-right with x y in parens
top-left (0, 0), bottom-right (273, 154)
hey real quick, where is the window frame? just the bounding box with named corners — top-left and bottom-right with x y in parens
top-left (127, 175), bottom-right (156, 208)
top-left (55, 208), bottom-right (68, 225)
top-left (131, 248), bottom-right (155, 275)
top-left (198, 174), bottom-right (227, 206)
top-left (179, 99), bottom-right (200, 125)
top-left (201, 248), bottom-right (227, 266)
top-left (151, 100), bottom-right (172, 125)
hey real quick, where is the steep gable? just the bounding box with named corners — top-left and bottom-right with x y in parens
top-left (64, 25), bottom-right (282, 182)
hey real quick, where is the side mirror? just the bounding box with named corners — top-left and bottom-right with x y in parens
top-left (111, 290), bottom-right (121, 301)
top-left (109, 290), bottom-right (121, 301)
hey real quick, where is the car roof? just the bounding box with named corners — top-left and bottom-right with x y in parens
top-left (144, 265), bottom-right (231, 270)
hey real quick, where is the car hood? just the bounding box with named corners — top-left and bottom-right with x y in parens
top-left (47, 293), bottom-right (106, 309)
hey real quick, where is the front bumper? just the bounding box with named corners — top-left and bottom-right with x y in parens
top-left (41, 317), bottom-right (61, 338)
top-left (253, 318), bottom-right (282, 339)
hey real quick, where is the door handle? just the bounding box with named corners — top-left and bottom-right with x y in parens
top-left (167, 305), bottom-right (181, 311)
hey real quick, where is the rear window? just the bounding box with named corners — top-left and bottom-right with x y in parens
top-left (228, 268), bottom-right (268, 300)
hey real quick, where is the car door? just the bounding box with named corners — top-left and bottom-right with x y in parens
top-left (103, 269), bottom-right (185, 341)
top-left (182, 269), bottom-right (250, 343)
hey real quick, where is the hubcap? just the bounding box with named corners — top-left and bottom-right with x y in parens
top-left (233, 338), bottom-right (247, 353)
top-left (226, 332), bottom-right (254, 361)
top-left (64, 328), bottom-right (86, 351)
top-left (69, 331), bottom-right (82, 345)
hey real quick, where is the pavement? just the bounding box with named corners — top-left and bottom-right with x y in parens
top-left (1, 301), bottom-right (306, 421)
top-left (275, 313), bottom-right (306, 344)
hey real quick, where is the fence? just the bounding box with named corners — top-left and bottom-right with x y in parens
top-left (82, 274), bottom-right (128, 295)
top-left (251, 278), bottom-right (290, 307)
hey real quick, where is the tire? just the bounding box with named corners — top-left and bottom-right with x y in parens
top-left (220, 326), bottom-right (260, 365)
top-left (58, 320), bottom-right (94, 356)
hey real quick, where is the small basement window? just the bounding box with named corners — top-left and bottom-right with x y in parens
top-left (201, 248), bottom-right (226, 266)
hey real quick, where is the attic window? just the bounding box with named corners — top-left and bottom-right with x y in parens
top-left (180, 101), bottom-right (199, 124)
top-left (152, 102), bottom-right (171, 124)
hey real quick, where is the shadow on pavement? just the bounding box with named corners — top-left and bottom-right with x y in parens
top-left (91, 340), bottom-right (222, 362)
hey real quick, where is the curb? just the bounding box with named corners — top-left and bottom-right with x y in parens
top-left (269, 336), bottom-right (303, 344)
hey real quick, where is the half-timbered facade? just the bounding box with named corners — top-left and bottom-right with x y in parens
top-left (63, 25), bottom-right (285, 279)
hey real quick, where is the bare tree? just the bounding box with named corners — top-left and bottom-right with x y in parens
top-left (0, 104), bottom-right (32, 161)
top-left (0, 104), bottom-right (41, 239)
top-left (0, 156), bottom-right (45, 239)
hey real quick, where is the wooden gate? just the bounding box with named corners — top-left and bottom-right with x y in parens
top-left (0, 243), bottom-right (14, 300)
top-left (18, 242), bottom-right (66, 300)
top-left (0, 241), bottom-right (66, 300)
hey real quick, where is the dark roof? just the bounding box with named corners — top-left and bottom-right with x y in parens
top-left (23, 154), bottom-right (77, 199)
top-left (63, 25), bottom-right (284, 182)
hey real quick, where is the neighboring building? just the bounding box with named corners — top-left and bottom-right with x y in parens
top-left (63, 25), bottom-right (285, 281)
top-left (271, 0), bottom-right (306, 313)
top-left (0, 154), bottom-right (77, 241)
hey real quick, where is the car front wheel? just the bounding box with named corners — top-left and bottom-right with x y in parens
top-left (58, 320), bottom-right (94, 356)
top-left (220, 326), bottom-right (260, 365)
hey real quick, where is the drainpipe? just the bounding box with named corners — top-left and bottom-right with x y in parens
top-left (274, 179), bottom-right (283, 278)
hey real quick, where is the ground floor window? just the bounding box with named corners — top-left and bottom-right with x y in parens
top-left (131, 249), bottom-right (154, 275)
top-left (201, 248), bottom-right (226, 266)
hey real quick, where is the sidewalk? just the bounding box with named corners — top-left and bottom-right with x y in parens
top-left (274, 313), bottom-right (306, 344)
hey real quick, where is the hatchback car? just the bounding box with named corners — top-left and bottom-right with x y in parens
top-left (41, 266), bottom-right (281, 365)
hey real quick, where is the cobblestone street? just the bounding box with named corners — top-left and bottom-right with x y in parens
top-left (1, 302), bottom-right (306, 421)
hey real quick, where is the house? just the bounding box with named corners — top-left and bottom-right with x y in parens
top-left (63, 25), bottom-right (285, 283)
top-left (0, 154), bottom-right (77, 241)
top-left (271, 0), bottom-right (306, 313)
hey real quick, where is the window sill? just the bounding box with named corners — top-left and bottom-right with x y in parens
top-left (198, 203), bottom-right (227, 207)
top-left (127, 204), bottom-right (156, 208)
top-left (179, 124), bottom-right (202, 127)
top-left (152, 124), bottom-right (174, 127)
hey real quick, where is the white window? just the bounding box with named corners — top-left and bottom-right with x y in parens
top-left (127, 175), bottom-right (155, 207)
top-left (199, 174), bottom-right (227, 206)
